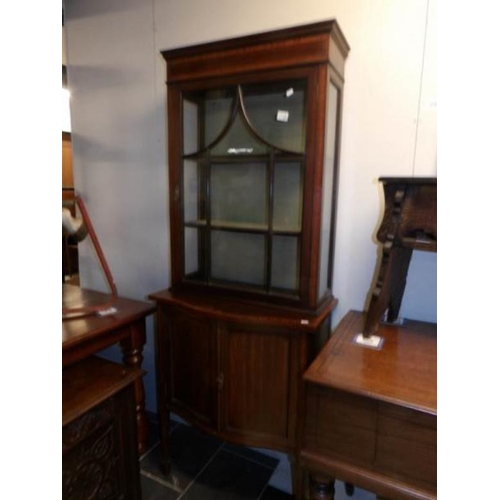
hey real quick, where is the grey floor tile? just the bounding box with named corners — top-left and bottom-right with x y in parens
top-left (140, 423), bottom-right (223, 491)
top-left (259, 485), bottom-right (293, 500)
top-left (141, 473), bottom-right (179, 500)
top-left (181, 449), bottom-right (275, 500)
top-left (222, 442), bottom-right (279, 469)
top-left (142, 419), bottom-right (160, 456)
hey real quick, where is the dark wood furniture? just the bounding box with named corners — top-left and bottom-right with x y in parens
top-left (62, 284), bottom-right (155, 454)
top-left (363, 177), bottom-right (437, 338)
top-left (160, 18), bottom-right (349, 310)
top-left (150, 289), bottom-right (335, 472)
top-left (298, 177), bottom-right (437, 499)
top-left (299, 311), bottom-right (437, 500)
top-left (63, 356), bottom-right (143, 500)
top-left (150, 20), bottom-right (350, 490)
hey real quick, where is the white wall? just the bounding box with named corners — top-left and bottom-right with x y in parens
top-left (65, 0), bottom-right (170, 413)
top-left (65, 0), bottom-right (436, 494)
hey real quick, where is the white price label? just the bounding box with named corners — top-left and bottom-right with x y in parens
top-left (276, 110), bottom-right (289, 123)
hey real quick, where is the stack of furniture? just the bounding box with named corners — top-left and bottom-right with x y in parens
top-left (62, 284), bottom-right (155, 454)
top-left (62, 284), bottom-right (156, 500)
top-left (299, 177), bottom-right (437, 500)
top-left (149, 19), bottom-right (350, 495)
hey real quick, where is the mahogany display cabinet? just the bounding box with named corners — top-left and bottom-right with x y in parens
top-left (149, 19), bottom-right (350, 489)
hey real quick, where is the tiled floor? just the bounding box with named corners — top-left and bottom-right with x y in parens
top-left (140, 414), bottom-right (291, 500)
top-left (140, 413), bottom-right (376, 500)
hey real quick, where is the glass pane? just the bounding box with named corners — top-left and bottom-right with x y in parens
top-left (183, 98), bottom-right (199, 156)
top-left (184, 227), bottom-right (201, 276)
top-left (273, 162), bottom-right (302, 231)
top-left (204, 89), bottom-right (236, 148)
top-left (183, 89), bottom-right (235, 155)
top-left (271, 236), bottom-right (299, 292)
top-left (211, 231), bottom-right (265, 286)
top-left (242, 80), bottom-right (306, 153)
top-left (318, 81), bottom-right (338, 298)
top-left (210, 112), bottom-right (267, 156)
top-left (211, 162), bottom-right (267, 226)
top-left (184, 160), bottom-right (200, 223)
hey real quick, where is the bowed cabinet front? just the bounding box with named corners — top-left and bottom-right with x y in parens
top-left (152, 290), bottom-right (334, 474)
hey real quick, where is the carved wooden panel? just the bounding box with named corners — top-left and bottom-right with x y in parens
top-left (62, 358), bottom-right (141, 500)
top-left (63, 418), bottom-right (123, 500)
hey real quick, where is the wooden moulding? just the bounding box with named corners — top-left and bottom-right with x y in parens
top-left (149, 289), bottom-right (337, 333)
top-left (161, 19), bottom-right (350, 83)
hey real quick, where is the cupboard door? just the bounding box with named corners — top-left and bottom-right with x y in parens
top-left (168, 309), bottom-right (218, 430)
top-left (219, 324), bottom-right (292, 448)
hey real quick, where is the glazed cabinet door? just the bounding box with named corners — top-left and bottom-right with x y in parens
top-left (170, 67), bottom-right (336, 312)
top-left (218, 323), bottom-right (297, 451)
top-left (178, 76), bottom-right (308, 298)
top-left (167, 307), bottom-right (218, 431)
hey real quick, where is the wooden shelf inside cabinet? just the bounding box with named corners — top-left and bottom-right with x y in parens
top-left (185, 220), bottom-right (302, 234)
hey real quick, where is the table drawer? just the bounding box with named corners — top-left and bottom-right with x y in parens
top-left (304, 386), bottom-right (377, 466)
top-left (375, 405), bottom-right (437, 486)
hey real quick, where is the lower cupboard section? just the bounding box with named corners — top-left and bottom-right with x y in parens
top-left (154, 293), bottom-right (334, 456)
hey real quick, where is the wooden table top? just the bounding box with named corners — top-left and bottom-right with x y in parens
top-left (62, 284), bottom-right (155, 352)
top-left (304, 310), bottom-right (436, 415)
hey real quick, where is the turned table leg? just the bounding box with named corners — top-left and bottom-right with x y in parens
top-left (120, 320), bottom-right (149, 455)
top-left (309, 473), bottom-right (335, 500)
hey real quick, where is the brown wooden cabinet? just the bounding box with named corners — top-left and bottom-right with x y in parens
top-left (151, 290), bottom-right (334, 470)
top-left (150, 19), bottom-right (350, 489)
top-left (160, 19), bottom-right (349, 312)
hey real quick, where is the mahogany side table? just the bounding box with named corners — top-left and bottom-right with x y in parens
top-left (299, 310), bottom-right (436, 500)
top-left (62, 284), bottom-right (155, 454)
